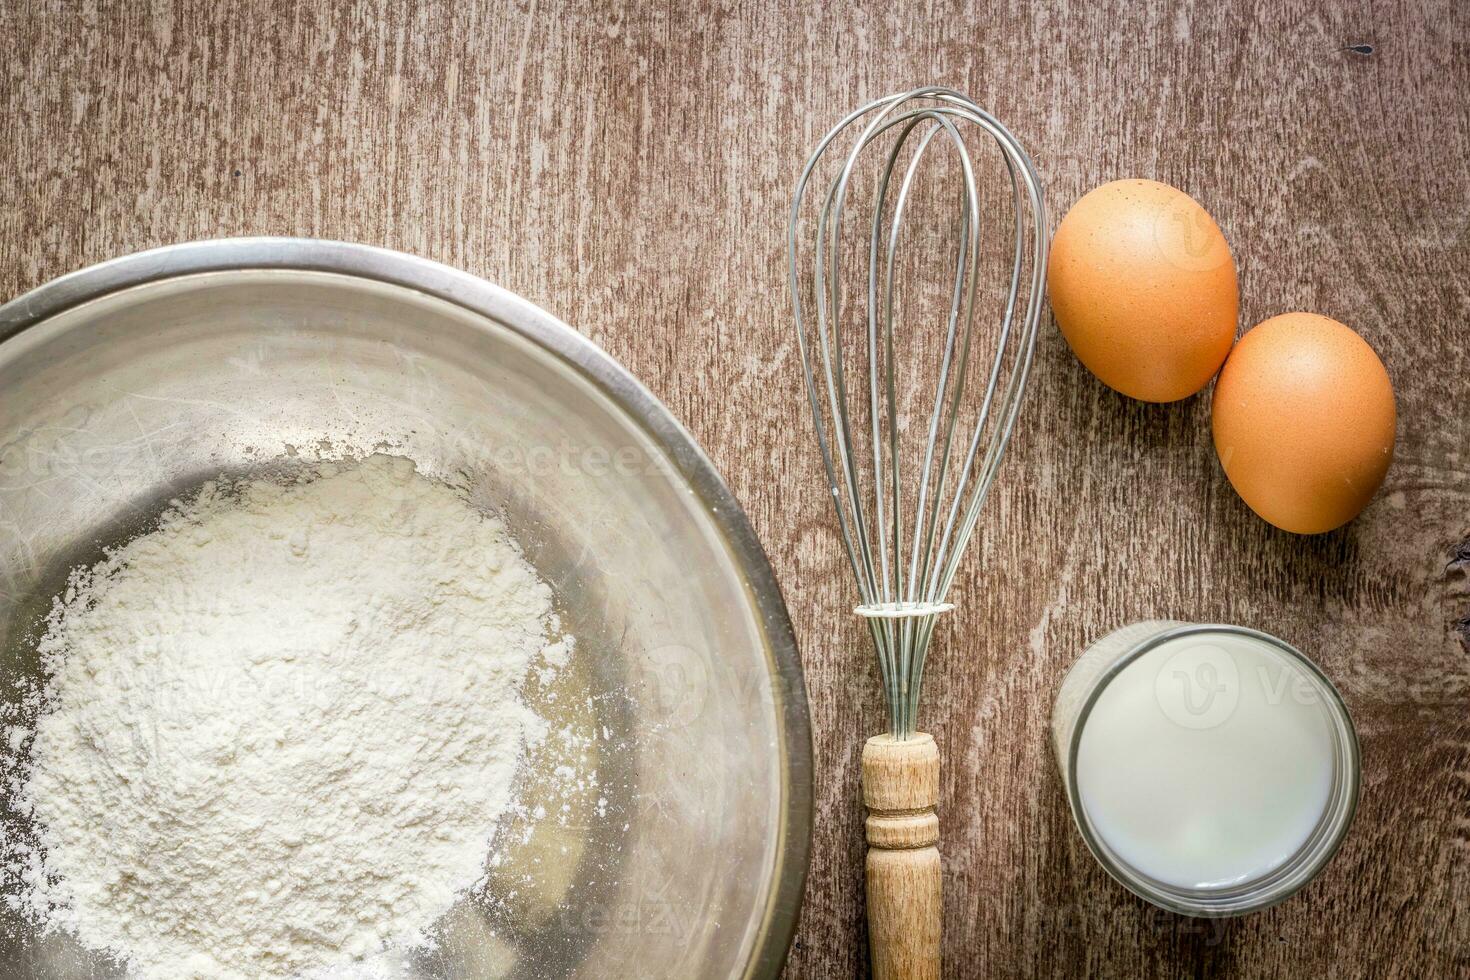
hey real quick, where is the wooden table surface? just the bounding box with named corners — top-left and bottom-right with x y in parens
top-left (3, 1), bottom-right (1467, 977)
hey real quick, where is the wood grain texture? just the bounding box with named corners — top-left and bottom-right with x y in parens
top-left (2, 1), bottom-right (1468, 977)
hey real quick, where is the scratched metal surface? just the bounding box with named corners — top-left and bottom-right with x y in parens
top-left (1, 1), bottom-right (1467, 976)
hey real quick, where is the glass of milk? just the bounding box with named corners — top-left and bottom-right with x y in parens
top-left (1051, 621), bottom-right (1360, 916)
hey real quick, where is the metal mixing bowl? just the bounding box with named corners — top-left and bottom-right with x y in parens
top-left (0, 239), bottom-right (811, 979)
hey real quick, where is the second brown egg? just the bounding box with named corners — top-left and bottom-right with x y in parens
top-left (1211, 312), bottom-right (1396, 534)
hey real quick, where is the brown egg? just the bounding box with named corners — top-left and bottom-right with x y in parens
top-left (1048, 179), bottom-right (1238, 402)
top-left (1212, 313), bottom-right (1396, 534)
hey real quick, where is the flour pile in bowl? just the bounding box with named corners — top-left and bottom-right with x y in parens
top-left (2, 454), bottom-right (565, 978)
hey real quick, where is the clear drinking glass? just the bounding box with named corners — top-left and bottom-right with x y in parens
top-left (1051, 621), bottom-right (1360, 917)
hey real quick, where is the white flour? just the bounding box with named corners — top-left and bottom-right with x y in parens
top-left (5, 454), bottom-right (560, 978)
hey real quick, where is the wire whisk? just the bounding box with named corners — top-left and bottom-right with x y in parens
top-left (788, 87), bottom-right (1048, 740)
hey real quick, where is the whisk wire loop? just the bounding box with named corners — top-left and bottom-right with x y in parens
top-left (789, 87), bottom-right (1047, 738)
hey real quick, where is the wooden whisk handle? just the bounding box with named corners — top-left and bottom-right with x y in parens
top-left (862, 732), bottom-right (941, 980)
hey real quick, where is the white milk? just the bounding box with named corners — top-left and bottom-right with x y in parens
top-left (1053, 624), bottom-right (1352, 898)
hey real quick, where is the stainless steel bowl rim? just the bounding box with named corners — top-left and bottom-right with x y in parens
top-left (0, 237), bottom-right (814, 977)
